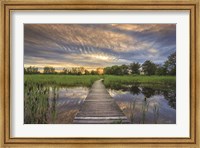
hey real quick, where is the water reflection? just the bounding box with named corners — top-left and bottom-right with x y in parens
top-left (142, 87), bottom-right (155, 98)
top-left (24, 83), bottom-right (176, 124)
top-left (108, 85), bottom-right (176, 124)
top-left (24, 86), bottom-right (89, 124)
top-left (48, 87), bottom-right (89, 124)
top-left (130, 86), bottom-right (141, 95)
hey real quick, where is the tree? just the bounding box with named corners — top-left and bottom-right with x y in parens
top-left (71, 67), bottom-right (78, 75)
top-left (156, 65), bottom-right (167, 76)
top-left (91, 70), bottom-right (97, 75)
top-left (62, 68), bottom-right (69, 74)
top-left (111, 65), bottom-right (123, 75)
top-left (142, 60), bottom-right (157, 75)
top-left (104, 67), bottom-right (112, 74)
top-left (164, 52), bottom-right (176, 75)
top-left (43, 66), bottom-right (55, 74)
top-left (24, 66), bottom-right (40, 74)
top-left (121, 64), bottom-right (129, 75)
top-left (130, 62), bottom-right (140, 75)
top-left (84, 69), bottom-right (90, 75)
top-left (79, 67), bottom-right (85, 74)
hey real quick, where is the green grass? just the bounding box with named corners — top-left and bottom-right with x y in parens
top-left (25, 74), bottom-right (175, 88)
top-left (25, 74), bottom-right (101, 87)
top-left (102, 75), bottom-right (176, 89)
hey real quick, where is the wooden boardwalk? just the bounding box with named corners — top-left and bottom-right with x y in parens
top-left (73, 79), bottom-right (130, 124)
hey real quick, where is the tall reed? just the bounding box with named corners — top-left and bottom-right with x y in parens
top-left (141, 98), bottom-right (150, 124)
top-left (129, 98), bottom-right (137, 123)
top-left (153, 103), bottom-right (160, 124)
top-left (24, 82), bottom-right (49, 124)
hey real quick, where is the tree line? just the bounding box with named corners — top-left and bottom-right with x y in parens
top-left (104, 52), bottom-right (176, 76)
top-left (24, 66), bottom-right (100, 75)
top-left (24, 66), bottom-right (55, 74)
top-left (24, 52), bottom-right (176, 76)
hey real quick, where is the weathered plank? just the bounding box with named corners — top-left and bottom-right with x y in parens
top-left (73, 79), bottom-right (130, 124)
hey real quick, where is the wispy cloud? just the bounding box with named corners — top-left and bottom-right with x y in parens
top-left (24, 24), bottom-right (176, 69)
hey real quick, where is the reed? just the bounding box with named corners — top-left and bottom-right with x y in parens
top-left (129, 98), bottom-right (137, 123)
top-left (141, 99), bottom-right (150, 124)
top-left (153, 103), bottom-right (160, 124)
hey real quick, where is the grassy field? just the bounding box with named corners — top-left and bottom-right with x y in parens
top-left (25, 74), bottom-right (101, 87)
top-left (25, 74), bottom-right (175, 88)
top-left (102, 75), bottom-right (176, 89)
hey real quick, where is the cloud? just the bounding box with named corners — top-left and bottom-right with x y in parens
top-left (148, 48), bottom-right (158, 53)
top-left (24, 24), bottom-right (176, 69)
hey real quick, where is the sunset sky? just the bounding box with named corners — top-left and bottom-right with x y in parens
top-left (24, 24), bottom-right (176, 71)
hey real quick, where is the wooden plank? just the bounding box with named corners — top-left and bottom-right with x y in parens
top-left (74, 117), bottom-right (128, 120)
top-left (73, 79), bottom-right (130, 124)
top-left (73, 119), bottom-right (130, 124)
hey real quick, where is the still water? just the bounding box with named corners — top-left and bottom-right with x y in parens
top-left (24, 86), bottom-right (89, 124)
top-left (24, 85), bottom-right (176, 124)
top-left (47, 87), bottom-right (89, 123)
top-left (108, 85), bottom-right (176, 124)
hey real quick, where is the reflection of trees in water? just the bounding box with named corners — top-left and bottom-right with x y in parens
top-left (162, 89), bottom-right (176, 109)
top-left (129, 85), bottom-right (141, 95)
top-left (142, 87), bottom-right (156, 98)
top-left (114, 84), bottom-right (175, 124)
top-left (128, 85), bottom-right (176, 109)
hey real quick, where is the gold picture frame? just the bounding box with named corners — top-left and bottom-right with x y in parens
top-left (0, 0), bottom-right (199, 147)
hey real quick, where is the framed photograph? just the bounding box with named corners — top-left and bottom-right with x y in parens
top-left (0, 0), bottom-right (199, 147)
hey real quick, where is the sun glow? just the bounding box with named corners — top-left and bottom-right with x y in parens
top-left (95, 55), bottom-right (109, 60)
top-left (89, 54), bottom-right (110, 61)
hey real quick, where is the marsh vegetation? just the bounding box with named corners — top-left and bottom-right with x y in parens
top-left (24, 75), bottom-right (175, 124)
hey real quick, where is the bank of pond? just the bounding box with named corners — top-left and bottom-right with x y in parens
top-left (24, 75), bottom-right (176, 124)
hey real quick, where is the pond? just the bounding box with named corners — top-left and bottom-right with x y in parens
top-left (108, 85), bottom-right (176, 124)
top-left (24, 86), bottom-right (89, 124)
top-left (24, 83), bottom-right (176, 124)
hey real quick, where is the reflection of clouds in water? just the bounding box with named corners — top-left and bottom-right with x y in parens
top-left (48, 87), bottom-right (89, 109)
top-left (61, 87), bottom-right (89, 99)
top-left (49, 87), bottom-right (89, 100)
top-left (47, 87), bottom-right (89, 123)
top-left (108, 89), bottom-right (145, 101)
top-left (108, 89), bottom-right (176, 124)
top-left (108, 89), bottom-right (130, 97)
